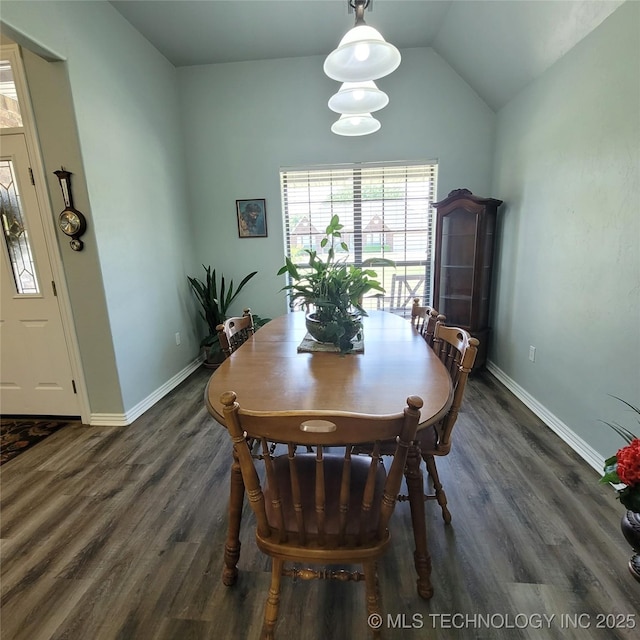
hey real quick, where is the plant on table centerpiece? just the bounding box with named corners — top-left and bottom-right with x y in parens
top-left (277, 214), bottom-right (394, 352)
top-left (188, 265), bottom-right (258, 367)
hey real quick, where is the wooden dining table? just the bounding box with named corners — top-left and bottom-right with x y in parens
top-left (205, 310), bottom-right (453, 599)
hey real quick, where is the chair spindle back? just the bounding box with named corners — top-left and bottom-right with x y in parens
top-left (411, 298), bottom-right (445, 347)
top-left (430, 322), bottom-right (478, 451)
top-left (221, 392), bottom-right (422, 548)
top-left (217, 308), bottom-right (255, 357)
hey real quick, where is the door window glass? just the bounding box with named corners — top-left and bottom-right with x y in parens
top-left (0, 158), bottom-right (39, 294)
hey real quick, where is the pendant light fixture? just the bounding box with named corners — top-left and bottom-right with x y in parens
top-left (331, 113), bottom-right (381, 137)
top-left (324, 0), bottom-right (401, 83)
top-left (328, 80), bottom-right (389, 115)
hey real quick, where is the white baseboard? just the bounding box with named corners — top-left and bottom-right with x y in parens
top-left (486, 360), bottom-right (604, 474)
top-left (89, 413), bottom-right (130, 427)
top-left (89, 357), bottom-right (203, 427)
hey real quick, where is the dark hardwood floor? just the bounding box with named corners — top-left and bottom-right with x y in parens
top-left (1, 367), bottom-right (638, 639)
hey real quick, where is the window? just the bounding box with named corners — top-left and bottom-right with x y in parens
top-left (280, 161), bottom-right (438, 314)
top-left (0, 59), bottom-right (23, 128)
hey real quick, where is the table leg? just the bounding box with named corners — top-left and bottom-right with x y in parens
top-left (404, 442), bottom-right (434, 599)
top-left (222, 449), bottom-right (245, 586)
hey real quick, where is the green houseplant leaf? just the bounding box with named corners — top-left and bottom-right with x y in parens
top-left (277, 215), bottom-right (395, 352)
top-left (188, 266), bottom-right (258, 355)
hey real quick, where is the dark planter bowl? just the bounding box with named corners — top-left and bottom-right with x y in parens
top-left (305, 312), bottom-right (360, 344)
top-left (203, 345), bottom-right (225, 370)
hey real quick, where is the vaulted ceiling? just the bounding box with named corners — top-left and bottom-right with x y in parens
top-left (110, 0), bottom-right (624, 111)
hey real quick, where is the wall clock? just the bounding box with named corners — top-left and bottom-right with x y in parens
top-left (54, 168), bottom-right (87, 251)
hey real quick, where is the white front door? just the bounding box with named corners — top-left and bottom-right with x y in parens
top-left (0, 133), bottom-right (79, 415)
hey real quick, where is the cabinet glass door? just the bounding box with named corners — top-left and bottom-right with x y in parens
top-left (437, 208), bottom-right (477, 327)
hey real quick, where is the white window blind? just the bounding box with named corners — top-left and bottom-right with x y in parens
top-left (280, 161), bottom-right (438, 314)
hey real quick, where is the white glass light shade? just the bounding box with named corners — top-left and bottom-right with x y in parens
top-left (328, 81), bottom-right (389, 114)
top-left (331, 113), bottom-right (381, 137)
top-left (324, 25), bottom-right (401, 82)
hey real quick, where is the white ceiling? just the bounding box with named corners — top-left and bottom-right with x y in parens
top-left (110, 0), bottom-right (624, 110)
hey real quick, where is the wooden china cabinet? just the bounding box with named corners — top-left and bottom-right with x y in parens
top-left (432, 189), bottom-right (503, 369)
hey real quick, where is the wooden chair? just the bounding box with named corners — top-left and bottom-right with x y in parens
top-left (220, 392), bottom-right (423, 639)
top-left (410, 298), bottom-right (445, 347)
top-left (217, 308), bottom-right (276, 460)
top-left (412, 322), bottom-right (479, 523)
top-left (350, 322), bottom-right (476, 598)
top-left (410, 298), bottom-right (428, 333)
top-left (216, 308), bottom-right (255, 357)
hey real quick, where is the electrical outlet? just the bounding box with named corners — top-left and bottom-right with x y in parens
top-left (529, 345), bottom-right (536, 362)
top-left (175, 332), bottom-right (181, 346)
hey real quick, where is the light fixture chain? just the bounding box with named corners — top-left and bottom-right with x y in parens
top-left (349, 0), bottom-right (370, 22)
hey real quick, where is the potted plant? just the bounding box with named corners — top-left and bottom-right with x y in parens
top-left (277, 215), bottom-right (394, 352)
top-left (599, 397), bottom-right (640, 581)
top-left (188, 266), bottom-right (257, 368)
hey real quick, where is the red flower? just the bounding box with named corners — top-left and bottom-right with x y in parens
top-left (616, 438), bottom-right (640, 487)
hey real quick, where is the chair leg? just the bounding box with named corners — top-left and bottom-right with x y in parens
top-left (261, 557), bottom-right (283, 640)
top-left (404, 443), bottom-right (434, 599)
top-left (223, 449), bottom-right (245, 586)
top-left (424, 454), bottom-right (451, 524)
top-left (363, 560), bottom-right (382, 639)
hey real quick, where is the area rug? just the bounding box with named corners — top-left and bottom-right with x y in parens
top-left (0, 418), bottom-right (71, 465)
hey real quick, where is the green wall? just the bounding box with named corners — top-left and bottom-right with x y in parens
top-left (21, 48), bottom-right (123, 415)
top-left (1, 0), bottom-right (200, 416)
top-left (491, 1), bottom-right (640, 459)
top-left (177, 47), bottom-right (497, 320)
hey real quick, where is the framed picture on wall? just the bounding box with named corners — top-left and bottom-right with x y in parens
top-left (236, 199), bottom-right (267, 238)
